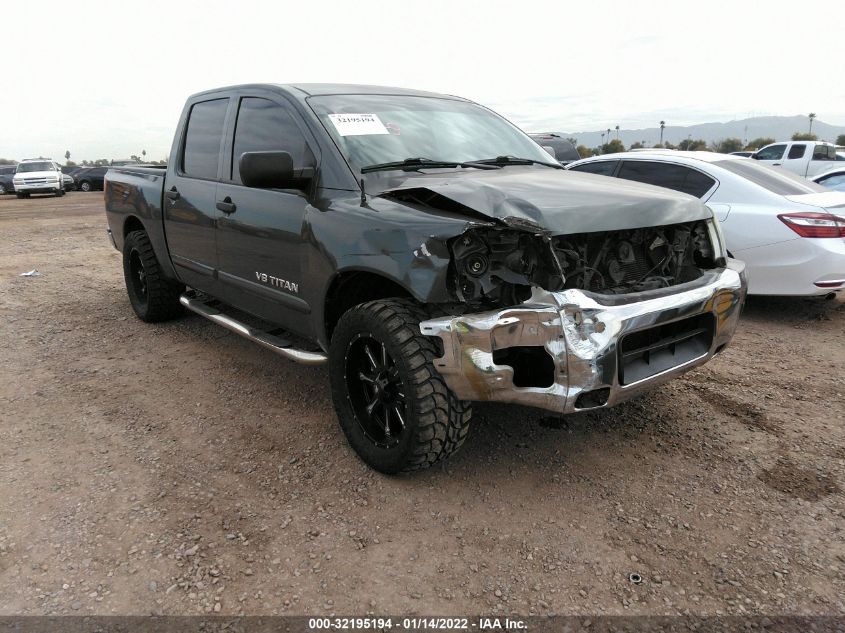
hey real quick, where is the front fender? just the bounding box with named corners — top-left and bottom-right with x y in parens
top-left (303, 193), bottom-right (489, 348)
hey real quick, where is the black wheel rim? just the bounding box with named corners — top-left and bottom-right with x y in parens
top-left (345, 333), bottom-right (407, 448)
top-left (128, 248), bottom-right (148, 305)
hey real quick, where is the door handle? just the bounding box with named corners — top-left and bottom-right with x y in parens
top-left (216, 197), bottom-right (236, 214)
top-left (772, 163), bottom-right (781, 166)
top-left (165, 188), bottom-right (180, 201)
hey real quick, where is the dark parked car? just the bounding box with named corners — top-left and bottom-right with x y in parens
top-left (104, 83), bottom-right (745, 473)
top-left (528, 133), bottom-right (581, 165)
top-left (0, 165), bottom-right (16, 195)
top-left (75, 166), bottom-right (108, 192)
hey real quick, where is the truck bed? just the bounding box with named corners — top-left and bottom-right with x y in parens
top-left (104, 165), bottom-right (171, 274)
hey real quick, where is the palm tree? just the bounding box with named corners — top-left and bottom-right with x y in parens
top-left (808, 113), bottom-right (816, 134)
top-left (142, 150), bottom-right (147, 162)
top-left (615, 125), bottom-right (620, 140)
top-left (659, 120), bottom-right (666, 145)
top-left (600, 132), bottom-right (606, 154)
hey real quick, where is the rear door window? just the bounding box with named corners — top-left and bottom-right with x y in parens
top-left (230, 97), bottom-right (309, 184)
top-left (682, 168), bottom-right (717, 197)
top-left (182, 98), bottom-right (229, 180)
top-left (787, 144), bottom-right (807, 159)
top-left (569, 160), bottom-right (619, 176)
top-left (617, 161), bottom-right (715, 198)
top-left (755, 144), bottom-right (787, 160)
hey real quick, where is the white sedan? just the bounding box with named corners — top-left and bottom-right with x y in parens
top-left (566, 151), bottom-right (845, 296)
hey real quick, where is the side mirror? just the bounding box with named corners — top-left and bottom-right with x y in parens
top-left (239, 151), bottom-right (313, 190)
top-left (751, 153), bottom-right (759, 159)
top-left (541, 145), bottom-right (557, 159)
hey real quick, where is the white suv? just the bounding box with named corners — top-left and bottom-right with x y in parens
top-left (12, 159), bottom-right (66, 198)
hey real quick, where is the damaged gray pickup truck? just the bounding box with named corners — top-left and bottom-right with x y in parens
top-left (104, 83), bottom-right (746, 473)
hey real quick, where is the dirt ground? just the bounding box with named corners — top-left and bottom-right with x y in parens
top-left (1, 192), bottom-right (844, 617)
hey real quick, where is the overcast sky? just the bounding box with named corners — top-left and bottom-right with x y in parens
top-left (2, 0), bottom-right (843, 162)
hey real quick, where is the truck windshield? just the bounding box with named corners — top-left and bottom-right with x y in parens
top-left (16, 162), bottom-right (54, 173)
top-left (308, 94), bottom-right (554, 175)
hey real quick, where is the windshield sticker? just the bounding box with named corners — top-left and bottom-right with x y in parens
top-left (328, 113), bottom-right (389, 137)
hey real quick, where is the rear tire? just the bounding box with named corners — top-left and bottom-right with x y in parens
top-left (79, 181), bottom-right (91, 192)
top-left (329, 299), bottom-right (472, 474)
top-left (122, 230), bottom-right (184, 322)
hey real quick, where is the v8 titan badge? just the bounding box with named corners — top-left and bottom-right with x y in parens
top-left (328, 113), bottom-right (389, 136)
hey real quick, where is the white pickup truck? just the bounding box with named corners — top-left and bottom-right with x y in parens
top-left (754, 141), bottom-right (842, 178)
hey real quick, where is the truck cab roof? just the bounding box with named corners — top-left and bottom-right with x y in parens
top-left (189, 83), bottom-right (469, 102)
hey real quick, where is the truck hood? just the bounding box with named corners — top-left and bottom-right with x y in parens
top-left (378, 167), bottom-right (712, 234)
top-left (13, 170), bottom-right (59, 180)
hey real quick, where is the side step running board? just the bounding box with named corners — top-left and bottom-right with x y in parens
top-left (179, 293), bottom-right (328, 366)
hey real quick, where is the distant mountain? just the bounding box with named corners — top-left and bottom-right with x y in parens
top-left (560, 116), bottom-right (845, 149)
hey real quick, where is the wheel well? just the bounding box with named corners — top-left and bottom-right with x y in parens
top-left (324, 271), bottom-right (413, 340)
top-left (123, 216), bottom-right (145, 239)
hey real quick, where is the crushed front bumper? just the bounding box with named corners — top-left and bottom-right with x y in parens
top-left (420, 260), bottom-right (746, 414)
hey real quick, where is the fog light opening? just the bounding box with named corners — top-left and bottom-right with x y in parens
top-left (574, 387), bottom-right (610, 410)
top-left (492, 346), bottom-right (555, 388)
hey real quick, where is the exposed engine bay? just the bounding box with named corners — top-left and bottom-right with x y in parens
top-left (450, 221), bottom-right (719, 307)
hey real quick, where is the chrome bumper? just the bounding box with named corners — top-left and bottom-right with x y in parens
top-left (13, 182), bottom-right (61, 191)
top-left (420, 260), bottom-right (746, 414)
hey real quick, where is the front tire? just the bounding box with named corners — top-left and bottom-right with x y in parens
top-left (16, 192), bottom-right (29, 199)
top-left (329, 299), bottom-right (472, 474)
top-left (0, 184), bottom-right (6, 195)
top-left (56, 188), bottom-right (65, 197)
top-left (122, 230), bottom-right (184, 322)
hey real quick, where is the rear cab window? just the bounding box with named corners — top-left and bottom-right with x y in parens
top-left (181, 98), bottom-right (229, 179)
top-left (616, 161), bottom-right (716, 198)
top-left (813, 145), bottom-right (836, 161)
